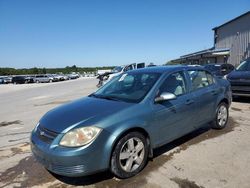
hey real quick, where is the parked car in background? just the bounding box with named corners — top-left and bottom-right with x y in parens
top-left (31, 66), bottom-right (231, 179)
top-left (12, 76), bottom-right (27, 84)
top-left (97, 63), bottom-right (145, 87)
top-left (226, 58), bottom-right (250, 97)
top-left (45, 74), bottom-right (58, 82)
top-left (67, 73), bottom-right (79, 79)
top-left (147, 63), bottom-right (156, 67)
top-left (0, 77), bottom-right (4, 84)
top-left (55, 74), bottom-right (66, 81)
top-left (25, 76), bottom-right (35, 83)
top-left (0, 76), bottom-right (12, 84)
top-left (34, 75), bottom-right (52, 83)
top-left (63, 74), bottom-right (69, 80)
top-left (204, 63), bottom-right (235, 78)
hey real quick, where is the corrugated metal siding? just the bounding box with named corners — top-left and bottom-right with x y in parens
top-left (215, 13), bottom-right (250, 66)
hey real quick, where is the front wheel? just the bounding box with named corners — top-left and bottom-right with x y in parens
top-left (111, 132), bottom-right (148, 179)
top-left (211, 102), bottom-right (229, 129)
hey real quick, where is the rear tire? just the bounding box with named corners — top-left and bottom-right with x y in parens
top-left (111, 132), bottom-right (148, 179)
top-left (211, 102), bottom-right (229, 129)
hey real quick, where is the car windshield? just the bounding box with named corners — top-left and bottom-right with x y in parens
top-left (112, 66), bottom-right (123, 73)
top-left (91, 72), bottom-right (161, 103)
top-left (236, 60), bottom-right (250, 71)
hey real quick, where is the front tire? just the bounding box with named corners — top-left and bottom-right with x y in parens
top-left (211, 102), bottom-right (229, 129)
top-left (111, 132), bottom-right (148, 179)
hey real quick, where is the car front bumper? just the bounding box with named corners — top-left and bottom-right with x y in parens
top-left (231, 85), bottom-right (250, 97)
top-left (30, 128), bottom-right (115, 177)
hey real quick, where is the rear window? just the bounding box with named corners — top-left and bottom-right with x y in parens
top-left (14, 76), bottom-right (24, 79)
top-left (205, 65), bottom-right (221, 72)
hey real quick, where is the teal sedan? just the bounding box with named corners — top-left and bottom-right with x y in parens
top-left (31, 66), bottom-right (232, 178)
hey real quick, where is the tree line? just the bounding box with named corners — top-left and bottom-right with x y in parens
top-left (0, 65), bottom-right (114, 75)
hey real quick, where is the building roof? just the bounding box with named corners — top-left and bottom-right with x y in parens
top-left (180, 47), bottom-right (230, 59)
top-left (212, 11), bottom-right (250, 30)
top-left (131, 65), bottom-right (209, 73)
top-left (130, 65), bottom-right (183, 73)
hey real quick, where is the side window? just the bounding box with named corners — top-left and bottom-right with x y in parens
top-left (188, 70), bottom-right (213, 91)
top-left (206, 72), bottom-right (215, 85)
top-left (159, 72), bottom-right (187, 96)
top-left (124, 65), bottom-right (133, 72)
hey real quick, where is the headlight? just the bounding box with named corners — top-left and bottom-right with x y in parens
top-left (59, 127), bottom-right (102, 147)
top-left (223, 74), bottom-right (228, 79)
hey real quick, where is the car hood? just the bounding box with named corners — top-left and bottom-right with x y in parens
top-left (228, 70), bottom-right (250, 80)
top-left (39, 97), bottom-right (133, 133)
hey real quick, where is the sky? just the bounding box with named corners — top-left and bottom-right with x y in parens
top-left (0, 0), bottom-right (249, 68)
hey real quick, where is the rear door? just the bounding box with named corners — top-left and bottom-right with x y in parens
top-left (187, 70), bottom-right (219, 127)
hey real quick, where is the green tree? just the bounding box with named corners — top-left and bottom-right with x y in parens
top-left (42, 68), bottom-right (47, 74)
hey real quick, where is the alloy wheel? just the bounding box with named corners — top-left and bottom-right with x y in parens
top-left (217, 105), bottom-right (228, 127)
top-left (119, 137), bottom-right (145, 172)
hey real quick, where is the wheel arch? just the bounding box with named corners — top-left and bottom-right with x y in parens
top-left (218, 98), bottom-right (229, 106)
top-left (109, 126), bottom-right (153, 168)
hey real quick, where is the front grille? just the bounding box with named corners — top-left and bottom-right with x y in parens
top-left (36, 125), bottom-right (59, 143)
top-left (51, 164), bottom-right (86, 175)
top-left (231, 86), bottom-right (250, 92)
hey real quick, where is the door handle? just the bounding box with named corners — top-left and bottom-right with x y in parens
top-left (185, 99), bottom-right (194, 105)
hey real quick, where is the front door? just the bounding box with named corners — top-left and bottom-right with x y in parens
top-left (151, 71), bottom-right (197, 146)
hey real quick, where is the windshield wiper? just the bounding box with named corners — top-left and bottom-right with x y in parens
top-left (99, 95), bottom-right (123, 101)
top-left (89, 93), bottom-right (99, 98)
top-left (89, 94), bottom-right (122, 102)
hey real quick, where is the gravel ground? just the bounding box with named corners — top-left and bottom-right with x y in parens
top-left (0, 78), bottom-right (250, 188)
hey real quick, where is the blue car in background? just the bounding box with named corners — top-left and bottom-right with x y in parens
top-left (226, 58), bottom-right (250, 97)
top-left (204, 63), bottom-right (235, 78)
top-left (31, 66), bottom-right (231, 179)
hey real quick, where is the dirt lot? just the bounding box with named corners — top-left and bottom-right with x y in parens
top-left (0, 78), bottom-right (250, 188)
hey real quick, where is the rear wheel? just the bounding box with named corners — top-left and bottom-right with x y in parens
top-left (111, 132), bottom-right (148, 179)
top-left (211, 102), bottom-right (229, 129)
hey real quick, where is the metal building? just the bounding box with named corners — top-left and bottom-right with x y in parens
top-left (171, 11), bottom-right (250, 67)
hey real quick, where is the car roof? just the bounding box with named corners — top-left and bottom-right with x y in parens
top-left (128, 65), bottom-right (207, 74)
top-left (204, 64), bottom-right (223, 66)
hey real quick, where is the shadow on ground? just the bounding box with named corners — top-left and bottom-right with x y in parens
top-left (50, 117), bottom-right (237, 187)
top-left (0, 118), bottom-right (237, 187)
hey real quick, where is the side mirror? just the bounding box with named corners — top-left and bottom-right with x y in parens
top-left (155, 92), bottom-right (176, 103)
